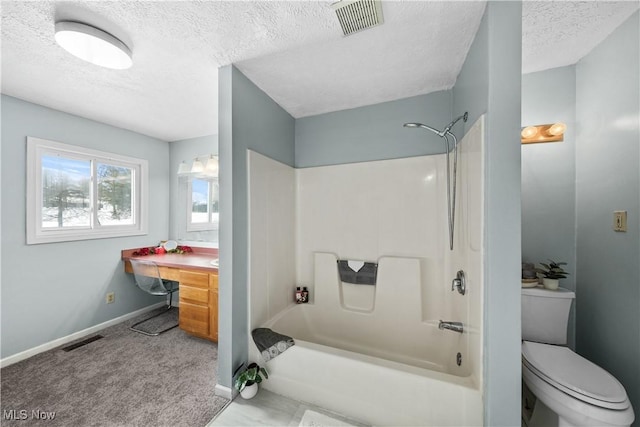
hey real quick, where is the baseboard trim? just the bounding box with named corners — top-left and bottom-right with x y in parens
top-left (0, 302), bottom-right (166, 368)
top-left (215, 384), bottom-right (235, 400)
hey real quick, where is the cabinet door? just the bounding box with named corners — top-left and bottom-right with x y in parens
top-left (179, 301), bottom-right (210, 337)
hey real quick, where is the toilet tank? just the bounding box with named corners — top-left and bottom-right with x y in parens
top-left (522, 286), bottom-right (575, 345)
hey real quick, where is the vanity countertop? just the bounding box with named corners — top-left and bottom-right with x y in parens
top-left (121, 246), bottom-right (218, 272)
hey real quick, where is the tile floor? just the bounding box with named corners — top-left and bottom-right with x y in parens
top-left (207, 389), bottom-right (368, 427)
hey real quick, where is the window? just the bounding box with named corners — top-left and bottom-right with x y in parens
top-left (187, 177), bottom-right (219, 231)
top-left (27, 137), bottom-right (148, 244)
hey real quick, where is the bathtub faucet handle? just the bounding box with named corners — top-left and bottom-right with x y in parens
top-left (451, 270), bottom-right (466, 295)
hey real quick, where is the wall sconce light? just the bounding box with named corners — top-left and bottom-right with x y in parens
top-left (178, 155), bottom-right (218, 178)
top-left (521, 122), bottom-right (567, 144)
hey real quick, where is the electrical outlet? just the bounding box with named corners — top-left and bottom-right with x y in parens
top-left (614, 211), bottom-right (627, 232)
top-left (106, 292), bottom-right (115, 304)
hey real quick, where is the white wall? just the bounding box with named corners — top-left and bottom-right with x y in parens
top-left (247, 150), bottom-right (296, 330)
top-left (295, 154), bottom-right (456, 371)
top-left (296, 155), bottom-right (444, 291)
top-left (452, 115), bottom-right (484, 387)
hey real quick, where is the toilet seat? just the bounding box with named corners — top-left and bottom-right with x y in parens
top-left (522, 341), bottom-right (629, 410)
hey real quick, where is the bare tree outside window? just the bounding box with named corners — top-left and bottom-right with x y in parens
top-left (41, 156), bottom-right (90, 228)
top-left (97, 163), bottom-right (133, 225)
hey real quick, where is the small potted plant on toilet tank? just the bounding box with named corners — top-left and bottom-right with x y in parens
top-left (536, 260), bottom-right (569, 290)
top-left (234, 362), bottom-right (268, 399)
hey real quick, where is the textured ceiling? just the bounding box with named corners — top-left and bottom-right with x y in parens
top-left (236, 1), bottom-right (486, 118)
top-left (523, 1), bottom-right (639, 75)
top-left (1, 1), bottom-right (638, 142)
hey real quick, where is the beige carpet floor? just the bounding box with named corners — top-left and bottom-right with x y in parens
top-left (1, 307), bottom-right (229, 427)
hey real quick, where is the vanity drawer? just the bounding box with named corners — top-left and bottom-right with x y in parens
top-left (158, 266), bottom-right (180, 281)
top-left (179, 285), bottom-right (209, 304)
top-left (179, 270), bottom-right (209, 288)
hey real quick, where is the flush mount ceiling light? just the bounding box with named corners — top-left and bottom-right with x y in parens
top-left (521, 122), bottom-right (567, 144)
top-left (55, 21), bottom-right (132, 70)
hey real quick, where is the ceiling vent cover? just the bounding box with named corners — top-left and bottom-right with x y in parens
top-left (331, 0), bottom-right (384, 36)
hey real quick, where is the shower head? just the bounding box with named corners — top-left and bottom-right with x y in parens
top-left (403, 122), bottom-right (443, 136)
top-left (404, 111), bottom-right (468, 150)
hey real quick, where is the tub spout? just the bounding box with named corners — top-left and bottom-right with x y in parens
top-left (439, 320), bottom-right (464, 333)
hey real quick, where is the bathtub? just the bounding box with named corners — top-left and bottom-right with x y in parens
top-left (250, 254), bottom-right (483, 426)
top-left (257, 303), bottom-right (482, 426)
top-left (247, 122), bottom-right (485, 426)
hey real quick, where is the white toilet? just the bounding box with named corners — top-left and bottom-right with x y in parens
top-left (521, 286), bottom-right (635, 427)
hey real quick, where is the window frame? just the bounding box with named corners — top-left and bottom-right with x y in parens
top-left (186, 177), bottom-right (219, 232)
top-left (26, 137), bottom-right (148, 244)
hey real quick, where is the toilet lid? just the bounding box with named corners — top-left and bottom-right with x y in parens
top-left (522, 341), bottom-right (628, 409)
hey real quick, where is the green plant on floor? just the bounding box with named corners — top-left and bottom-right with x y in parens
top-left (234, 362), bottom-right (269, 392)
top-left (536, 260), bottom-right (569, 279)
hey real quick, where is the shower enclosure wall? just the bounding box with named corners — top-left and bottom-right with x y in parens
top-left (247, 116), bottom-right (485, 425)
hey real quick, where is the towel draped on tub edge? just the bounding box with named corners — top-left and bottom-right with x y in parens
top-left (252, 328), bottom-right (295, 361)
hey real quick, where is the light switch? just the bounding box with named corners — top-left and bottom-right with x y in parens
top-left (614, 211), bottom-right (627, 232)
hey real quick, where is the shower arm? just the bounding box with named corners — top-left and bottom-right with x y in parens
top-left (442, 112), bottom-right (469, 138)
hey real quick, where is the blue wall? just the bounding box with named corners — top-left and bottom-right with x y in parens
top-left (453, 9), bottom-right (488, 139)
top-left (521, 65), bottom-right (577, 349)
top-left (453, 3), bottom-right (522, 425)
top-left (295, 92), bottom-right (453, 167)
top-left (217, 65), bottom-right (295, 389)
top-left (1, 95), bottom-right (170, 359)
top-left (575, 11), bottom-right (639, 422)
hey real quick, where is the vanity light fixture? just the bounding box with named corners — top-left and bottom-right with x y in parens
top-left (54, 21), bottom-right (132, 70)
top-left (190, 158), bottom-right (204, 174)
top-left (177, 161), bottom-right (190, 175)
top-left (178, 155), bottom-right (218, 178)
top-left (205, 155), bottom-right (219, 175)
top-left (521, 122), bottom-right (567, 144)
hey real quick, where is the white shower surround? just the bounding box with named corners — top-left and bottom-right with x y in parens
top-left (247, 116), bottom-right (485, 425)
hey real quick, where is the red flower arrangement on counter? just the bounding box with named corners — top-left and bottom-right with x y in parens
top-left (132, 245), bottom-right (193, 256)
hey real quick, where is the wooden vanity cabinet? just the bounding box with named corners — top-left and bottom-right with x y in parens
top-left (179, 270), bottom-right (218, 342)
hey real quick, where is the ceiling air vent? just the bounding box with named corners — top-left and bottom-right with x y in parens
top-left (331, 0), bottom-right (384, 36)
